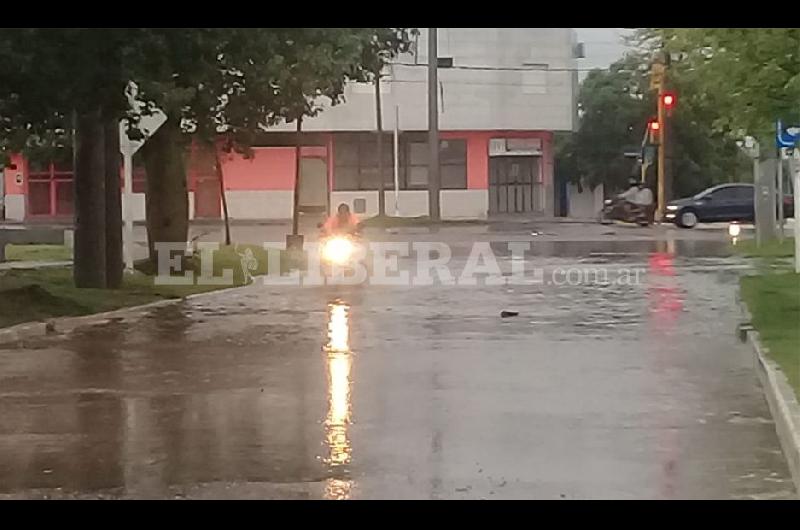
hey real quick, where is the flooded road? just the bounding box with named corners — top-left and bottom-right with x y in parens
top-left (0, 234), bottom-right (795, 499)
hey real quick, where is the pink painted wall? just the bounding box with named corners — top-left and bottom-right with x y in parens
top-left (219, 146), bottom-right (330, 191)
top-left (3, 153), bottom-right (26, 195)
top-left (441, 131), bottom-right (553, 191)
top-left (219, 147), bottom-right (297, 191)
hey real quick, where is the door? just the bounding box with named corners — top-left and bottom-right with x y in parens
top-left (733, 185), bottom-right (755, 221)
top-left (704, 186), bottom-right (742, 221)
top-left (298, 157), bottom-right (328, 213)
top-left (195, 177), bottom-right (221, 218)
top-left (489, 156), bottom-right (538, 214)
top-left (192, 147), bottom-right (221, 219)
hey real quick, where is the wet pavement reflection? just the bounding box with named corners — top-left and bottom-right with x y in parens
top-left (323, 302), bottom-right (353, 499)
top-left (0, 236), bottom-right (795, 499)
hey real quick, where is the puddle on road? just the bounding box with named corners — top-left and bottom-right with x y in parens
top-left (0, 234), bottom-right (791, 500)
top-left (487, 239), bottom-right (735, 259)
top-left (322, 301), bottom-right (354, 499)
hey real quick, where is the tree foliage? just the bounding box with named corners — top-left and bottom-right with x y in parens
top-left (0, 29), bottom-right (419, 276)
top-left (634, 28), bottom-right (800, 140)
top-left (557, 43), bottom-right (751, 198)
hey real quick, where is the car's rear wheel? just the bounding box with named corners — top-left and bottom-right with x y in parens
top-left (678, 210), bottom-right (698, 229)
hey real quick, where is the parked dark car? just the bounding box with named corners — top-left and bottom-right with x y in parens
top-left (665, 183), bottom-right (795, 228)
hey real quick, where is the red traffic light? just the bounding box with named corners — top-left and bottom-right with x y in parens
top-left (662, 93), bottom-right (676, 108)
top-left (648, 119), bottom-right (660, 131)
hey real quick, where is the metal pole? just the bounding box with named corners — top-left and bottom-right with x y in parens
top-left (122, 153), bottom-right (134, 273)
top-left (375, 74), bottom-right (386, 217)
top-left (292, 117), bottom-right (302, 237)
top-left (427, 28), bottom-right (440, 222)
top-left (777, 147), bottom-right (785, 241)
top-left (754, 151), bottom-right (761, 247)
top-left (657, 83), bottom-right (666, 222)
top-left (792, 151), bottom-right (800, 273)
top-left (394, 104), bottom-right (400, 217)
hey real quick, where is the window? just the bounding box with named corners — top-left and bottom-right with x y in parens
top-left (440, 139), bottom-right (467, 189)
top-left (734, 186), bottom-right (754, 201)
top-left (437, 57), bottom-right (453, 68)
top-left (406, 141), bottom-right (429, 189)
top-left (711, 187), bottom-right (740, 201)
top-left (333, 133), bottom-right (395, 191)
top-left (332, 133), bottom-right (467, 191)
top-left (405, 138), bottom-right (466, 189)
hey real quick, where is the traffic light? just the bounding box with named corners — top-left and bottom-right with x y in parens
top-left (646, 118), bottom-right (661, 145)
top-left (662, 93), bottom-right (676, 117)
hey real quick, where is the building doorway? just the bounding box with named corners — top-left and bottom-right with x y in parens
top-left (488, 156), bottom-right (542, 214)
top-left (298, 157), bottom-right (328, 213)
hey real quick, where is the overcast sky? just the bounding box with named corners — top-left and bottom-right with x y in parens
top-left (574, 28), bottom-right (635, 79)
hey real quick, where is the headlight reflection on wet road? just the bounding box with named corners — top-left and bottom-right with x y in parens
top-left (323, 301), bottom-right (353, 499)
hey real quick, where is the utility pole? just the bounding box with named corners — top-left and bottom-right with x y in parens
top-left (286, 116), bottom-right (304, 252)
top-left (657, 81), bottom-right (665, 221)
top-left (651, 54), bottom-right (674, 222)
top-left (777, 146), bottom-right (785, 241)
top-left (375, 71), bottom-right (386, 217)
top-left (427, 28), bottom-right (441, 222)
top-left (792, 149), bottom-right (800, 273)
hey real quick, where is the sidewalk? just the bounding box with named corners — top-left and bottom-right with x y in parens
top-left (0, 260), bottom-right (71, 270)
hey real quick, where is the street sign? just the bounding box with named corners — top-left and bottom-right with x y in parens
top-left (776, 119), bottom-right (800, 148)
top-left (119, 111), bottom-right (167, 157)
top-left (120, 81), bottom-right (167, 157)
top-left (119, 82), bottom-right (167, 274)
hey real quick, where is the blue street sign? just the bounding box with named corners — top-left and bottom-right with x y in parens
top-left (777, 119), bottom-right (800, 148)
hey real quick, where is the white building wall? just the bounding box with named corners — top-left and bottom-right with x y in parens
top-left (386, 191), bottom-right (429, 218)
top-left (267, 28), bottom-right (577, 134)
top-left (226, 190), bottom-right (294, 220)
top-left (331, 191), bottom-right (380, 218)
top-left (4, 195), bottom-right (24, 221)
top-left (331, 190), bottom-right (486, 220)
top-left (441, 190), bottom-right (488, 220)
top-left (567, 183), bottom-right (604, 219)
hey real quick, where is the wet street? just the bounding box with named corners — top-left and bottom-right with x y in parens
top-left (0, 228), bottom-right (795, 499)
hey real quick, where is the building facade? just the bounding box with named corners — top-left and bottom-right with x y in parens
top-left (2, 28), bottom-right (579, 222)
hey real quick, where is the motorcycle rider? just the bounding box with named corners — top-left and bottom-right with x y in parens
top-left (619, 177), bottom-right (641, 210)
top-left (321, 203), bottom-right (361, 236)
top-left (635, 180), bottom-right (654, 210)
top-left (618, 177), bottom-right (653, 218)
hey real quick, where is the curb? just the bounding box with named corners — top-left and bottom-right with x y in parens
top-left (739, 301), bottom-right (800, 494)
top-left (0, 280), bottom-right (259, 345)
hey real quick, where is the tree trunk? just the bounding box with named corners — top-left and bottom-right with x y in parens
top-left (74, 107), bottom-right (107, 288)
top-left (215, 148), bottom-right (231, 246)
top-left (375, 74), bottom-right (386, 217)
top-left (291, 117), bottom-right (303, 236)
top-left (104, 118), bottom-right (123, 288)
top-left (141, 118), bottom-right (189, 262)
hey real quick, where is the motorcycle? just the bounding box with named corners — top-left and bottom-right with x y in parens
top-left (599, 197), bottom-right (654, 227)
top-left (317, 223), bottom-right (367, 279)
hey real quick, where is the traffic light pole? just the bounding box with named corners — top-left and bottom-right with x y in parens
top-left (657, 84), bottom-right (666, 222)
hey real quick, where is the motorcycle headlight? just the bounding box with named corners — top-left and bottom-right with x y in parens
top-left (604, 199), bottom-right (613, 205)
top-left (322, 237), bottom-right (354, 265)
top-left (666, 205), bottom-right (679, 211)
